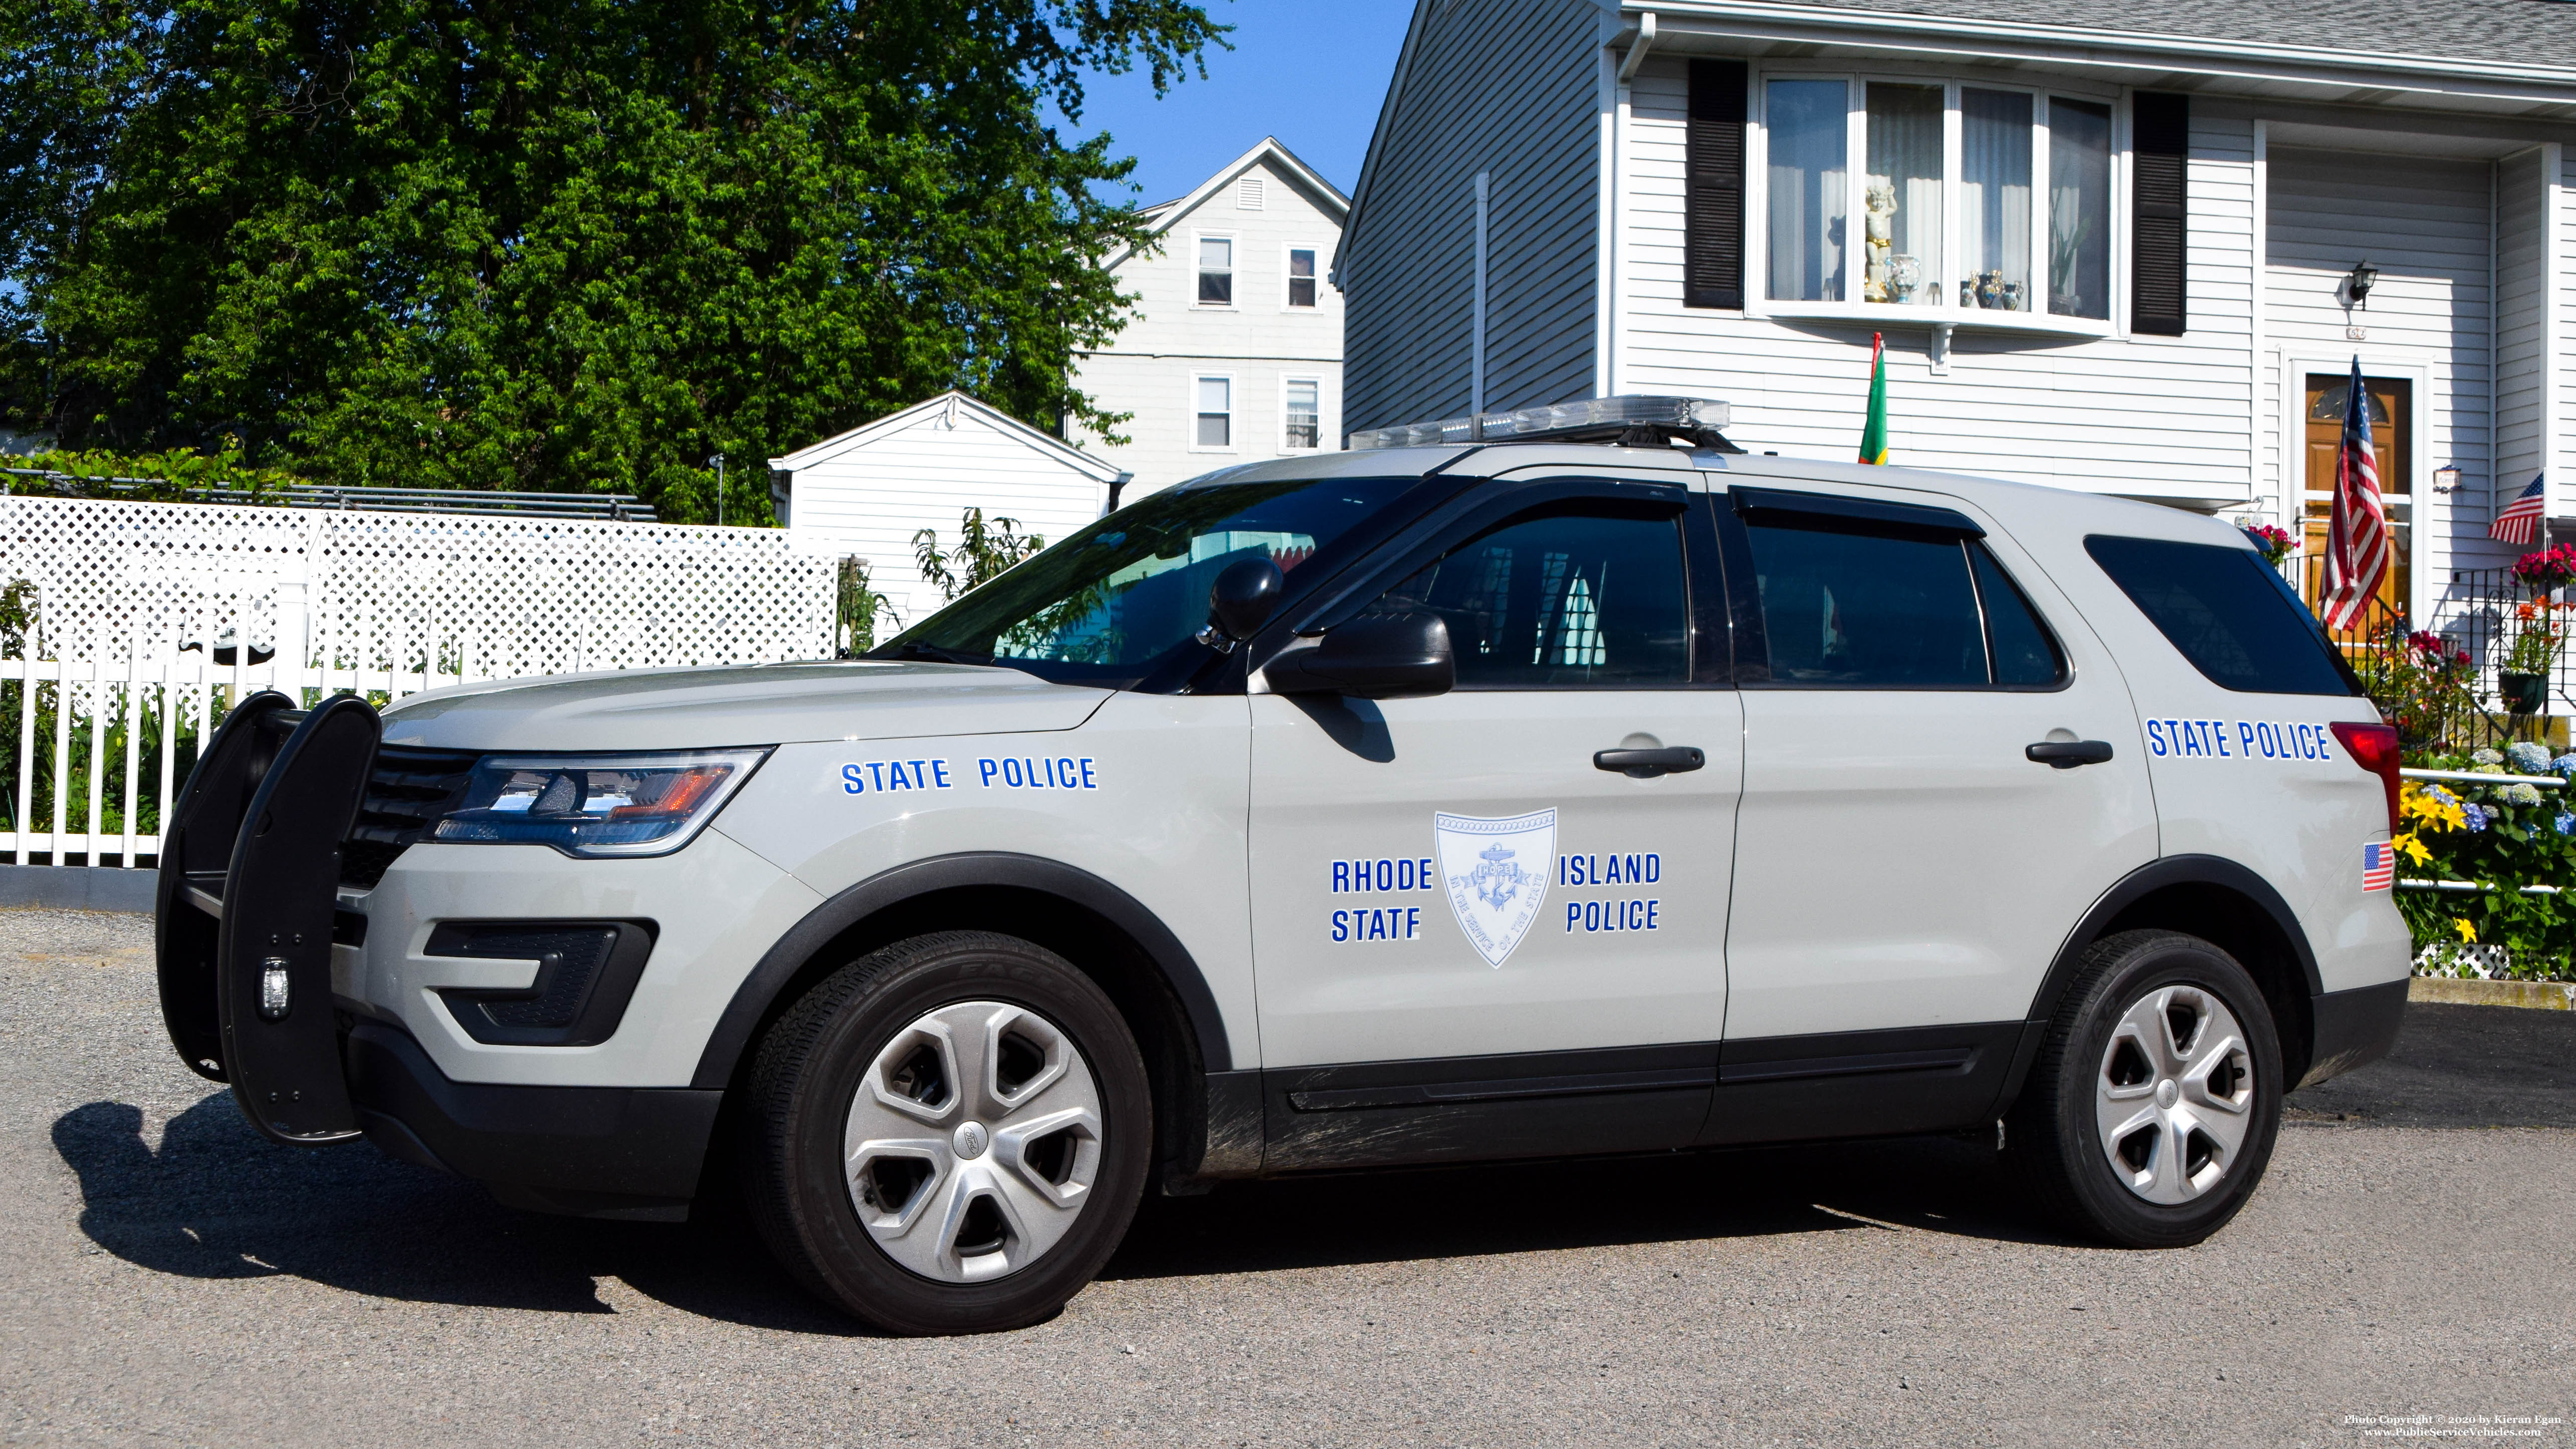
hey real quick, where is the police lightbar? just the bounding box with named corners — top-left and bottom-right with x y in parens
top-left (1345, 394), bottom-right (1733, 452)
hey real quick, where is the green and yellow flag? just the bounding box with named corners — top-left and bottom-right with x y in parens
top-left (1859, 331), bottom-right (1889, 465)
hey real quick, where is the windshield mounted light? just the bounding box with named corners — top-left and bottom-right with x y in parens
top-left (427, 748), bottom-right (771, 859)
top-left (1344, 394), bottom-right (1732, 451)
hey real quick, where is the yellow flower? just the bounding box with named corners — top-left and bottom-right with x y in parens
top-left (2401, 783), bottom-right (2467, 832)
top-left (2454, 918), bottom-right (2478, 944)
top-left (2394, 832), bottom-right (2432, 866)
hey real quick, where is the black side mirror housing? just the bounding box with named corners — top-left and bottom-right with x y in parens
top-left (1200, 557), bottom-right (1285, 652)
top-left (1262, 611), bottom-right (1455, 700)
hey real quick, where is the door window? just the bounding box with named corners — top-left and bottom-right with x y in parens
top-left (1744, 519), bottom-right (2065, 688)
top-left (1373, 507), bottom-right (1691, 688)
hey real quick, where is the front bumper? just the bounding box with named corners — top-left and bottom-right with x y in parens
top-left (347, 1020), bottom-right (722, 1220)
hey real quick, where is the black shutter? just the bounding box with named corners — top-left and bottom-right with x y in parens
top-left (2131, 91), bottom-right (2189, 336)
top-left (1685, 60), bottom-right (1748, 310)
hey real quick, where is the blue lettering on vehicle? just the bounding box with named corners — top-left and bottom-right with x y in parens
top-left (1330, 906), bottom-right (1421, 943)
top-left (1332, 858), bottom-right (1434, 893)
top-left (974, 756), bottom-right (1100, 790)
top-left (2143, 719), bottom-right (2341, 765)
top-left (842, 759), bottom-right (954, 794)
top-left (1565, 899), bottom-right (1660, 933)
top-left (1558, 853), bottom-right (1661, 887)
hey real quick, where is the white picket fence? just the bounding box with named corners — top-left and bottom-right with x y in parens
top-left (0, 492), bottom-right (833, 868)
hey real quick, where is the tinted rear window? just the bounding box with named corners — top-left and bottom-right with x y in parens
top-left (2083, 535), bottom-right (2358, 696)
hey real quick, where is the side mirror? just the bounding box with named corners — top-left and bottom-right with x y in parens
top-left (1262, 611), bottom-right (1455, 700)
top-left (1197, 557), bottom-right (1285, 653)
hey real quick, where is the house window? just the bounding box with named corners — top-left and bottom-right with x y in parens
top-left (1864, 84), bottom-right (1942, 306)
top-left (1766, 79), bottom-right (1846, 302)
top-left (2048, 98), bottom-right (2112, 320)
top-left (1286, 248), bottom-right (1318, 308)
top-left (1283, 378), bottom-right (1321, 450)
top-left (1195, 376), bottom-right (1232, 448)
top-left (1752, 77), bottom-right (2129, 326)
top-left (1197, 238), bottom-right (1233, 305)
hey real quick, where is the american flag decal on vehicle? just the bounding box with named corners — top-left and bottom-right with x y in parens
top-left (2362, 842), bottom-right (2395, 893)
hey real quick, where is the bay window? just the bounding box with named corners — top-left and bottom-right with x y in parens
top-left (1755, 76), bottom-right (2123, 328)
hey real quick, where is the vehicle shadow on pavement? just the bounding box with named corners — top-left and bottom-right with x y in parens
top-left (50, 1092), bottom-right (863, 1335)
top-left (1101, 1134), bottom-right (2073, 1281)
top-left (55, 1092), bottom-right (2068, 1331)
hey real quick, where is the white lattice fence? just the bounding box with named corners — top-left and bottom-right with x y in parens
top-left (0, 493), bottom-right (831, 868)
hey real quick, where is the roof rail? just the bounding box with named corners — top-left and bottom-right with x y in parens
top-left (1346, 394), bottom-right (1739, 454)
top-left (2, 470), bottom-right (660, 522)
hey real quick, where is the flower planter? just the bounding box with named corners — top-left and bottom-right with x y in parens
top-left (2501, 671), bottom-right (2548, 714)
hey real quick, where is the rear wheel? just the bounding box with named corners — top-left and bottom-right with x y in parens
top-left (2008, 929), bottom-right (2283, 1248)
top-left (743, 931), bottom-right (1151, 1334)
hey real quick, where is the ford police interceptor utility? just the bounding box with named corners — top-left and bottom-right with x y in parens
top-left (154, 395), bottom-right (2410, 1335)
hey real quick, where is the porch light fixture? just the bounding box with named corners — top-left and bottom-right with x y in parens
top-left (2344, 259), bottom-right (2379, 309)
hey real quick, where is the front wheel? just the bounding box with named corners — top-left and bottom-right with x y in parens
top-left (2007, 930), bottom-right (2284, 1249)
top-left (742, 931), bottom-right (1152, 1334)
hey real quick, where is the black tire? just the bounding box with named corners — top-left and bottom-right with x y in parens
top-left (742, 931), bottom-right (1152, 1334)
top-left (2006, 929), bottom-right (2284, 1249)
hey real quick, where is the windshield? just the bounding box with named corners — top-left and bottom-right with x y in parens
top-left (881, 475), bottom-right (1420, 685)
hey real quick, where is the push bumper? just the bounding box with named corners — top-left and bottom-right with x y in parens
top-left (346, 1021), bottom-right (721, 1220)
top-left (2298, 977), bottom-right (2410, 1088)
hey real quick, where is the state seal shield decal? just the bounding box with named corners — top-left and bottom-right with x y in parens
top-left (1434, 808), bottom-right (1556, 968)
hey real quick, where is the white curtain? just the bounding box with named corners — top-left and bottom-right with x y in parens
top-left (1864, 84), bottom-right (1943, 305)
top-left (1960, 89), bottom-right (2031, 309)
top-left (1767, 79), bottom-right (1847, 302)
top-left (2048, 98), bottom-right (2112, 319)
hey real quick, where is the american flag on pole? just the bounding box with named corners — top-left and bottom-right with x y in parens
top-left (2493, 473), bottom-right (2546, 546)
top-left (2320, 357), bottom-right (2391, 631)
top-left (2361, 842), bottom-right (2395, 893)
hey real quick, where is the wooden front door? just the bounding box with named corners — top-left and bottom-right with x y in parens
top-left (2303, 374), bottom-right (2410, 622)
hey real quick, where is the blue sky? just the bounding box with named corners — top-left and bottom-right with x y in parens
top-left (1061, 0), bottom-right (1415, 206)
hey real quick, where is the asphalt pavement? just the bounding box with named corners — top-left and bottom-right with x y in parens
top-left (3, 908), bottom-right (2569, 1447)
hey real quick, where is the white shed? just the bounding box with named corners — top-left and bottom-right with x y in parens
top-left (768, 391), bottom-right (1130, 633)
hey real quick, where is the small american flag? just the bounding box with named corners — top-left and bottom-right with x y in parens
top-left (2321, 357), bottom-right (2391, 631)
top-left (2493, 473), bottom-right (2546, 546)
top-left (2362, 842), bottom-right (2396, 893)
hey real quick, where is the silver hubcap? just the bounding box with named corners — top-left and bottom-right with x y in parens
top-left (843, 1001), bottom-right (1104, 1283)
top-left (2095, 984), bottom-right (2256, 1204)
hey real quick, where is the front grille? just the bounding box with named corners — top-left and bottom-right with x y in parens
top-left (340, 745), bottom-right (481, 888)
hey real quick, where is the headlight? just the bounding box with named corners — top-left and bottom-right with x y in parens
top-left (427, 748), bottom-right (771, 858)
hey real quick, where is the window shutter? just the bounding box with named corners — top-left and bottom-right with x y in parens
top-left (1685, 60), bottom-right (1748, 310)
top-left (2131, 91), bottom-right (2189, 336)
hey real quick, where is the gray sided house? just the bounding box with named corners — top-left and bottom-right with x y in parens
top-left (1337, 0), bottom-right (2576, 634)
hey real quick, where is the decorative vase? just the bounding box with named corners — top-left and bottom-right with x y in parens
top-left (2501, 671), bottom-right (2547, 714)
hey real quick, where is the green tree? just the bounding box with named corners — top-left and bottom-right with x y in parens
top-left (914, 507), bottom-right (1044, 602)
top-left (0, 0), bottom-right (1221, 521)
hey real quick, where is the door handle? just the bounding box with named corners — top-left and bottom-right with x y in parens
top-left (2026, 740), bottom-right (2114, 769)
top-left (1594, 746), bottom-right (1705, 778)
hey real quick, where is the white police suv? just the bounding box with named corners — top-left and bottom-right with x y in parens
top-left (154, 396), bottom-right (2410, 1335)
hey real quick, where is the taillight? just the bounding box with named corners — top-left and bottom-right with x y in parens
top-left (2331, 721), bottom-right (2402, 834)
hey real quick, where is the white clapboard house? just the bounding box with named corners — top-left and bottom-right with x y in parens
top-left (1067, 138), bottom-right (1351, 499)
top-left (1337, 0), bottom-right (2576, 633)
top-left (768, 391), bottom-right (1127, 633)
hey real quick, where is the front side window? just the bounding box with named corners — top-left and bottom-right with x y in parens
top-left (1282, 378), bottom-right (1320, 450)
top-left (2084, 535), bottom-right (2359, 696)
top-left (1195, 376), bottom-right (1232, 448)
top-left (1286, 248), bottom-right (1318, 307)
top-left (1197, 237), bottom-right (1233, 305)
top-left (884, 477), bottom-right (1416, 685)
top-left (1767, 78), bottom-right (1848, 302)
top-left (1374, 507), bottom-right (1691, 688)
top-left (1744, 520), bottom-right (2065, 688)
